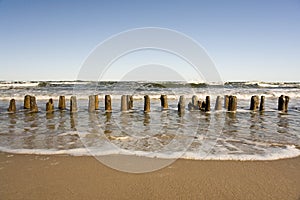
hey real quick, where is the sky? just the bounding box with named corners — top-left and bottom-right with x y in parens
top-left (0, 0), bottom-right (299, 82)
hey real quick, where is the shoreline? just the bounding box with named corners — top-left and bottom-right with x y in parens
top-left (1, 152), bottom-right (299, 199)
top-left (1, 148), bottom-right (300, 161)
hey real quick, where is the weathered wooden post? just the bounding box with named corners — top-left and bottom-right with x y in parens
top-left (88, 95), bottom-right (96, 112)
top-left (259, 96), bottom-right (265, 111)
top-left (46, 98), bottom-right (54, 112)
top-left (188, 95), bottom-right (199, 111)
top-left (192, 95), bottom-right (198, 108)
top-left (178, 95), bottom-right (185, 113)
top-left (50, 98), bottom-right (54, 110)
top-left (24, 95), bottom-right (31, 109)
top-left (278, 95), bottom-right (285, 111)
top-left (30, 96), bottom-right (38, 112)
top-left (70, 96), bottom-right (77, 112)
top-left (228, 95), bottom-right (237, 112)
top-left (8, 99), bottom-right (16, 112)
top-left (160, 95), bottom-right (168, 109)
top-left (126, 95), bottom-right (132, 110)
top-left (250, 95), bottom-right (259, 111)
top-left (205, 96), bottom-right (210, 112)
top-left (285, 96), bottom-right (290, 112)
top-left (144, 95), bottom-right (150, 112)
top-left (121, 95), bottom-right (128, 111)
top-left (224, 95), bottom-right (229, 109)
top-left (105, 95), bottom-right (112, 112)
top-left (58, 96), bottom-right (66, 110)
top-left (278, 95), bottom-right (290, 112)
top-left (201, 101), bottom-right (206, 111)
top-left (126, 95), bottom-right (130, 110)
top-left (128, 95), bottom-right (133, 109)
top-left (95, 95), bottom-right (99, 110)
top-left (215, 96), bottom-right (222, 110)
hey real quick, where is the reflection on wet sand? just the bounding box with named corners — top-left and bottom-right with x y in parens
top-left (8, 113), bottom-right (17, 133)
top-left (58, 111), bottom-right (67, 131)
top-left (143, 113), bottom-right (150, 126)
top-left (24, 112), bottom-right (39, 133)
top-left (88, 112), bottom-right (99, 134)
top-left (70, 113), bottom-right (77, 130)
top-left (160, 111), bottom-right (170, 135)
top-left (0, 103), bottom-right (299, 160)
top-left (104, 112), bottom-right (112, 136)
top-left (105, 112), bottom-right (112, 122)
top-left (277, 113), bottom-right (289, 134)
top-left (250, 112), bottom-right (259, 135)
top-left (46, 112), bottom-right (55, 130)
top-left (196, 112), bottom-right (211, 135)
top-left (224, 112), bottom-right (238, 135)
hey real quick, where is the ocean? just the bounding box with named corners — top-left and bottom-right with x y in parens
top-left (0, 80), bottom-right (299, 161)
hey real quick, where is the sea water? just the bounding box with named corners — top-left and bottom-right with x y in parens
top-left (0, 81), bottom-right (299, 160)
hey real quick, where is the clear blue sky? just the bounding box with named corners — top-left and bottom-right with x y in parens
top-left (0, 0), bottom-right (299, 82)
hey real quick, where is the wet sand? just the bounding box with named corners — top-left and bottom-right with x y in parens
top-left (0, 152), bottom-right (299, 200)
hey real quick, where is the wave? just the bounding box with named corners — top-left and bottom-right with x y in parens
top-left (0, 144), bottom-right (299, 161)
top-left (0, 81), bottom-right (39, 89)
top-left (225, 81), bottom-right (300, 89)
top-left (0, 81), bottom-right (94, 89)
top-left (1, 80), bottom-right (300, 89)
top-left (1, 92), bottom-right (300, 102)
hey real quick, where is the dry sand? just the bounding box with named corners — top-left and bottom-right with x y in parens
top-left (0, 152), bottom-right (299, 200)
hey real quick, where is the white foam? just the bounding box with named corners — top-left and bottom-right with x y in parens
top-left (0, 144), bottom-right (299, 161)
top-left (0, 82), bottom-right (39, 89)
top-left (50, 81), bottom-right (91, 85)
top-left (58, 131), bottom-right (79, 136)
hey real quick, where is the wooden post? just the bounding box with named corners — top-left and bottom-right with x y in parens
top-left (188, 95), bottom-right (198, 111)
top-left (228, 95), bottom-right (237, 112)
top-left (50, 98), bottom-right (54, 110)
top-left (285, 96), bottom-right (290, 112)
top-left (279, 95), bottom-right (290, 112)
top-left (250, 95), bottom-right (259, 111)
top-left (46, 98), bottom-right (54, 112)
top-left (30, 96), bottom-right (38, 112)
top-left (105, 95), bottom-right (112, 112)
top-left (192, 95), bottom-right (198, 107)
top-left (278, 95), bottom-right (285, 111)
top-left (160, 95), bottom-right (168, 109)
top-left (24, 95), bottom-right (31, 109)
top-left (126, 95), bottom-right (130, 110)
top-left (144, 95), bottom-right (150, 112)
top-left (129, 95), bottom-right (133, 109)
top-left (188, 102), bottom-right (193, 111)
top-left (128, 95), bottom-right (133, 109)
top-left (215, 96), bottom-right (222, 110)
top-left (58, 96), bottom-right (66, 110)
top-left (70, 96), bottom-right (77, 112)
top-left (88, 95), bottom-right (96, 112)
top-left (224, 95), bottom-right (229, 109)
top-left (259, 96), bottom-right (265, 111)
top-left (201, 101), bottom-right (206, 111)
top-left (205, 96), bottom-right (210, 112)
top-left (95, 95), bottom-right (99, 110)
top-left (121, 95), bottom-right (128, 111)
top-left (178, 95), bottom-right (185, 113)
top-left (8, 99), bottom-right (16, 112)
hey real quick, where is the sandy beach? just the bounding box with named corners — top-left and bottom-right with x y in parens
top-left (0, 152), bottom-right (299, 200)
